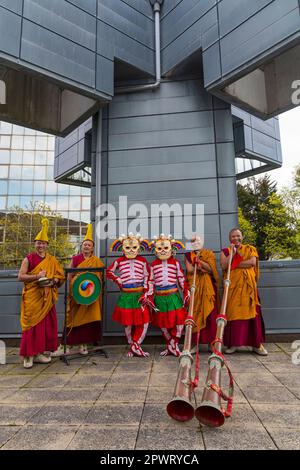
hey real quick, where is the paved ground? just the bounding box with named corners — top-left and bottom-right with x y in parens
top-left (0, 343), bottom-right (299, 450)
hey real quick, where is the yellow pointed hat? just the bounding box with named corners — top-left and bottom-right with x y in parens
top-left (35, 218), bottom-right (49, 242)
top-left (84, 223), bottom-right (93, 243)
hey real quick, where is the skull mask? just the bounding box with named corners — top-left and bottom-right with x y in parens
top-left (122, 237), bottom-right (140, 259)
top-left (154, 239), bottom-right (172, 260)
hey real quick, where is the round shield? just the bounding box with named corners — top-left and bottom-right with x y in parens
top-left (72, 272), bottom-right (102, 305)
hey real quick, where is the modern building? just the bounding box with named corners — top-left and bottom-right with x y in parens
top-left (0, 0), bottom-right (299, 337)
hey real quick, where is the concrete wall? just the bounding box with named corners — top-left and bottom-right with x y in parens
top-left (1, 260), bottom-right (300, 337)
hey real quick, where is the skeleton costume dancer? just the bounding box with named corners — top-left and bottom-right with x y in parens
top-left (106, 233), bottom-right (151, 357)
top-left (149, 235), bottom-right (189, 357)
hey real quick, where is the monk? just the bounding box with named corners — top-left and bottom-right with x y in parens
top-left (52, 223), bottom-right (104, 356)
top-left (18, 218), bottom-right (65, 368)
top-left (220, 228), bottom-right (268, 355)
top-left (185, 235), bottom-right (220, 353)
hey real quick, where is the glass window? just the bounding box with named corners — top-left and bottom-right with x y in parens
top-left (9, 180), bottom-right (21, 194)
top-left (24, 135), bottom-right (36, 150)
top-left (33, 181), bottom-right (45, 194)
top-left (47, 137), bottom-right (55, 151)
top-left (58, 211), bottom-right (69, 220)
top-left (81, 211), bottom-right (90, 223)
top-left (22, 166), bottom-right (34, 179)
top-left (70, 186), bottom-right (81, 196)
top-left (0, 122), bottom-right (12, 134)
top-left (46, 166), bottom-right (54, 179)
top-left (12, 125), bottom-right (24, 135)
top-left (36, 136), bottom-right (47, 150)
top-left (47, 196), bottom-right (57, 211)
top-left (57, 184), bottom-right (69, 196)
top-left (47, 152), bottom-right (54, 165)
top-left (0, 136), bottom-right (10, 148)
top-left (45, 181), bottom-right (57, 195)
top-left (0, 181), bottom-right (7, 194)
top-left (0, 150), bottom-right (10, 163)
top-left (0, 196), bottom-right (6, 210)
top-left (57, 196), bottom-right (69, 211)
top-left (10, 150), bottom-right (22, 164)
top-left (20, 196), bottom-right (32, 208)
top-left (24, 127), bottom-right (36, 135)
top-left (81, 196), bottom-right (90, 210)
top-left (23, 151), bottom-right (34, 164)
top-left (69, 196), bottom-right (81, 211)
top-left (11, 135), bottom-right (23, 149)
top-left (0, 166), bottom-right (8, 178)
top-left (81, 187), bottom-right (91, 196)
top-left (9, 166), bottom-right (21, 179)
top-left (34, 166), bottom-right (46, 179)
top-left (69, 211), bottom-right (81, 222)
top-left (21, 181), bottom-right (33, 195)
top-left (35, 151), bottom-right (47, 165)
top-left (7, 195), bottom-right (20, 208)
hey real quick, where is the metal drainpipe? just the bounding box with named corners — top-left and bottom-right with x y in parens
top-left (115, 1), bottom-right (163, 94)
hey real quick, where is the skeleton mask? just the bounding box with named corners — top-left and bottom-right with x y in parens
top-left (122, 237), bottom-right (140, 259)
top-left (154, 239), bottom-right (172, 260)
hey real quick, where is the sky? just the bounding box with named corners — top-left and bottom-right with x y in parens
top-left (268, 106), bottom-right (300, 189)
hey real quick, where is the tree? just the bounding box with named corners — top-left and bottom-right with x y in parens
top-left (280, 164), bottom-right (300, 258)
top-left (238, 208), bottom-right (256, 246)
top-left (0, 202), bottom-right (75, 269)
top-left (259, 193), bottom-right (298, 259)
top-left (237, 175), bottom-right (278, 259)
top-left (237, 173), bottom-right (299, 259)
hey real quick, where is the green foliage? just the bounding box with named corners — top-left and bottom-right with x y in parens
top-left (0, 201), bottom-right (75, 269)
top-left (238, 208), bottom-right (256, 246)
top-left (237, 173), bottom-right (299, 260)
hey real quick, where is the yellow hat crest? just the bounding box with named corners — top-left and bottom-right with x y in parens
top-left (34, 218), bottom-right (49, 243)
top-left (84, 223), bottom-right (93, 243)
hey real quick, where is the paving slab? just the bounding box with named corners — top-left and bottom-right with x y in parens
top-left (0, 404), bottom-right (42, 425)
top-left (28, 404), bottom-right (91, 425)
top-left (50, 387), bottom-right (103, 403)
top-left (252, 404), bottom-right (300, 428)
top-left (202, 423), bottom-right (276, 450)
top-left (24, 374), bottom-right (73, 389)
top-left (136, 426), bottom-right (205, 450)
top-left (0, 375), bottom-right (33, 388)
top-left (109, 372), bottom-right (149, 387)
top-left (0, 426), bottom-right (21, 447)
top-left (266, 427), bottom-right (300, 450)
top-left (2, 425), bottom-right (79, 450)
top-left (66, 373), bottom-right (111, 388)
top-left (96, 386), bottom-right (147, 403)
top-left (85, 404), bottom-right (143, 426)
top-left (67, 425), bottom-right (139, 450)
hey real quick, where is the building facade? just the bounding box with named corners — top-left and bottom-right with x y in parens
top-left (0, 0), bottom-right (299, 336)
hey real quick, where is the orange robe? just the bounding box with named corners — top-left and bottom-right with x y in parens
top-left (186, 250), bottom-right (220, 333)
top-left (21, 253), bottom-right (65, 331)
top-left (223, 244), bottom-right (260, 322)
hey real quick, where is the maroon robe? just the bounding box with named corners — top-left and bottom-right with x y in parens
top-left (222, 248), bottom-right (266, 348)
top-left (19, 253), bottom-right (58, 357)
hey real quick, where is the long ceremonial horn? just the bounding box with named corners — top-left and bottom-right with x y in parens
top-left (195, 246), bottom-right (234, 427)
top-left (166, 256), bottom-right (198, 422)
